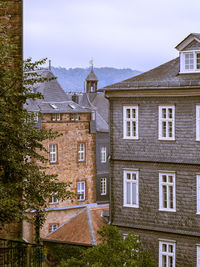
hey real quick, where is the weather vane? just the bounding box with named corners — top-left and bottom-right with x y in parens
top-left (89, 58), bottom-right (94, 67)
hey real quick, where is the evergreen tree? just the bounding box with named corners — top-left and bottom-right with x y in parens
top-left (0, 22), bottom-right (74, 234)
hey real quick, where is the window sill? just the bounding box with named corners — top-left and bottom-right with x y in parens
top-left (49, 202), bottom-right (59, 205)
top-left (49, 162), bottom-right (59, 165)
top-left (123, 137), bottom-right (139, 140)
top-left (78, 199), bottom-right (86, 202)
top-left (158, 138), bottom-right (175, 141)
top-left (159, 208), bottom-right (176, 212)
top-left (123, 204), bottom-right (139, 208)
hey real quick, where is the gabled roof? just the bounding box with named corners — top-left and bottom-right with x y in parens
top-left (42, 205), bottom-right (109, 246)
top-left (102, 57), bottom-right (200, 91)
top-left (175, 33), bottom-right (200, 51)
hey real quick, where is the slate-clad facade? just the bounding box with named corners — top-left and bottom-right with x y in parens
top-left (103, 34), bottom-right (200, 266)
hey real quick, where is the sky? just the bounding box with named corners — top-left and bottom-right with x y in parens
top-left (24, 0), bottom-right (200, 72)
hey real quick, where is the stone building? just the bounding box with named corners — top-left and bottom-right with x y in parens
top-left (103, 33), bottom-right (200, 266)
top-left (24, 69), bottom-right (97, 242)
top-left (66, 66), bottom-right (110, 204)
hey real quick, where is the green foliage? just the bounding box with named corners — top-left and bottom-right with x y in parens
top-left (45, 242), bottom-right (87, 266)
top-left (60, 225), bottom-right (155, 267)
top-left (0, 25), bottom-right (74, 228)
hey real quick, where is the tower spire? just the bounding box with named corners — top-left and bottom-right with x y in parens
top-left (86, 58), bottom-right (98, 93)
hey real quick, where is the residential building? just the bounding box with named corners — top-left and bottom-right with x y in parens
top-left (103, 33), bottom-right (200, 266)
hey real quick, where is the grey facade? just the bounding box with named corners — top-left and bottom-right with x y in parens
top-left (103, 33), bottom-right (200, 266)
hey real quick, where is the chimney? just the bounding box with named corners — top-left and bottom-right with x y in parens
top-left (49, 60), bottom-right (51, 71)
top-left (72, 93), bottom-right (79, 104)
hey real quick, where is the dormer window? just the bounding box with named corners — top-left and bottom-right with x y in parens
top-left (180, 51), bottom-right (200, 73)
top-left (176, 33), bottom-right (200, 73)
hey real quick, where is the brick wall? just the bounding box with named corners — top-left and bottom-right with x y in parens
top-left (0, 0), bottom-right (22, 240)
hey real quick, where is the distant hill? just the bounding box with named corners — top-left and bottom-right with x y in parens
top-left (51, 67), bottom-right (142, 92)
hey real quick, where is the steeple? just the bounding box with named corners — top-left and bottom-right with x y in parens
top-left (86, 60), bottom-right (98, 93)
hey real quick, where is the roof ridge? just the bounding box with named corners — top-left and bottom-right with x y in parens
top-left (86, 207), bottom-right (97, 246)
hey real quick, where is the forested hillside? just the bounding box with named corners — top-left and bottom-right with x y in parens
top-left (51, 67), bottom-right (142, 92)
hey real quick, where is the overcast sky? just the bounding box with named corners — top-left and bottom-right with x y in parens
top-left (24, 0), bottom-right (200, 71)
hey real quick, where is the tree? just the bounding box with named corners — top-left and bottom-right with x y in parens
top-left (60, 225), bottom-right (155, 267)
top-left (0, 19), bottom-right (74, 239)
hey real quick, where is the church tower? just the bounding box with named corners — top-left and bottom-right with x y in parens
top-left (86, 63), bottom-right (98, 93)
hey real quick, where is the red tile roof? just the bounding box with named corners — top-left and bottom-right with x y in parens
top-left (42, 205), bottom-right (109, 246)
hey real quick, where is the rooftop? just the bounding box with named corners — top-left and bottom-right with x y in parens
top-left (42, 205), bottom-right (109, 246)
top-left (102, 57), bottom-right (200, 91)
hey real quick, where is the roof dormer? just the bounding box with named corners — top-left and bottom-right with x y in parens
top-left (175, 33), bottom-right (200, 74)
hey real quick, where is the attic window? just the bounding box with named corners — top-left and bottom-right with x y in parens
top-left (68, 104), bottom-right (75, 109)
top-left (181, 51), bottom-right (200, 73)
top-left (50, 104), bottom-right (58, 109)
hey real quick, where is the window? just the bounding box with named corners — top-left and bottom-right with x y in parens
top-left (159, 172), bottom-right (176, 211)
top-left (159, 241), bottom-right (175, 267)
top-left (159, 106), bottom-right (175, 140)
top-left (52, 113), bottom-right (61, 121)
top-left (100, 178), bottom-right (107, 195)
top-left (101, 147), bottom-right (107, 163)
top-left (123, 106), bottom-right (138, 139)
top-left (77, 181), bottom-right (85, 201)
top-left (71, 114), bottom-right (79, 121)
top-left (185, 52), bottom-right (194, 70)
top-left (196, 105), bottom-right (200, 141)
top-left (180, 51), bottom-right (200, 73)
top-left (49, 192), bottom-right (58, 204)
top-left (49, 223), bottom-right (59, 233)
top-left (49, 144), bottom-right (57, 163)
top-left (197, 246), bottom-right (200, 267)
top-left (78, 143), bottom-right (85, 162)
top-left (197, 175), bottom-right (200, 214)
top-left (123, 170), bottom-right (139, 208)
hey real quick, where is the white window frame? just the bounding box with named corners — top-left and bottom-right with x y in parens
top-left (77, 181), bottom-right (85, 201)
top-left (159, 240), bottom-right (176, 267)
top-left (123, 106), bottom-right (139, 139)
top-left (180, 51), bottom-right (200, 73)
top-left (100, 178), bottom-right (107, 195)
top-left (101, 146), bottom-right (107, 163)
top-left (123, 170), bottom-right (139, 208)
top-left (197, 175), bottom-right (200, 214)
top-left (49, 223), bottom-right (59, 233)
top-left (78, 143), bottom-right (85, 162)
top-left (159, 105), bottom-right (175, 140)
top-left (49, 144), bottom-right (57, 163)
top-left (159, 172), bottom-right (176, 212)
top-left (196, 105), bottom-right (200, 141)
top-left (197, 245), bottom-right (200, 267)
top-left (52, 113), bottom-right (61, 121)
top-left (49, 192), bottom-right (58, 204)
